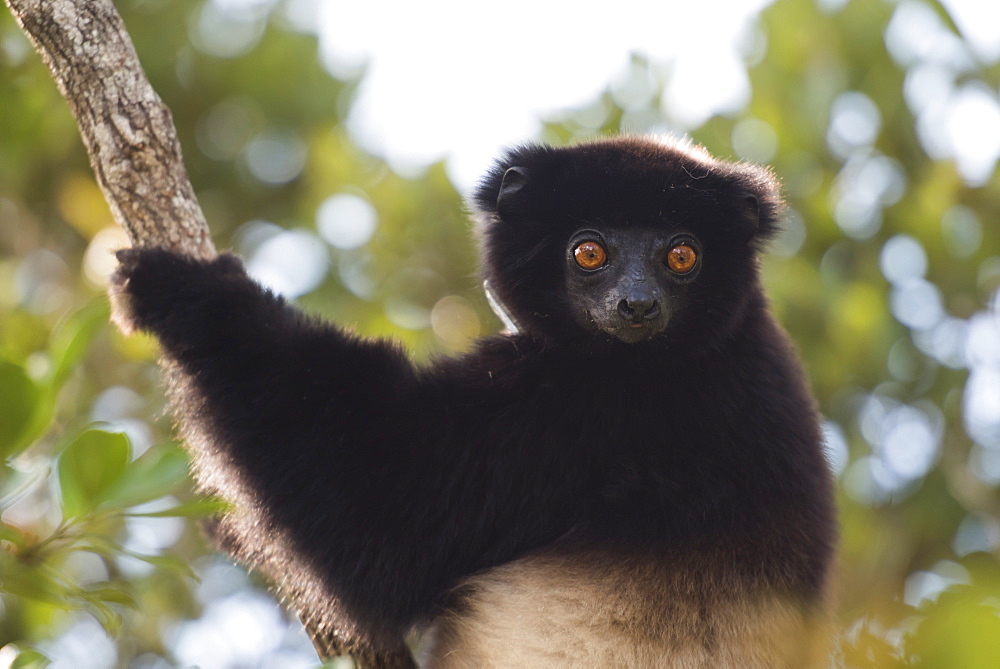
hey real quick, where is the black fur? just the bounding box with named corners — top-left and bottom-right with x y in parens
top-left (112, 136), bottom-right (835, 663)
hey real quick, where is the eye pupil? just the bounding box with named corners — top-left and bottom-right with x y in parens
top-left (667, 244), bottom-right (697, 273)
top-left (574, 241), bottom-right (607, 270)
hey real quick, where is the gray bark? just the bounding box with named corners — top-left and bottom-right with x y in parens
top-left (5, 0), bottom-right (215, 259)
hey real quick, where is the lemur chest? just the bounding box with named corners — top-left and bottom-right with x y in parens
top-left (418, 550), bottom-right (830, 668)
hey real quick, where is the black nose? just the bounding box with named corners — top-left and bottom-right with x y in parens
top-left (617, 298), bottom-right (660, 322)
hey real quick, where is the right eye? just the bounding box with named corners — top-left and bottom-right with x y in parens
top-left (573, 241), bottom-right (608, 270)
top-left (666, 243), bottom-right (698, 274)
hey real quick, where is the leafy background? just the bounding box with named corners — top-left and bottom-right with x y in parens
top-left (1, 0), bottom-right (999, 667)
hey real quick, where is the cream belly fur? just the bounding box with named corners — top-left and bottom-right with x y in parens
top-left (418, 551), bottom-right (830, 668)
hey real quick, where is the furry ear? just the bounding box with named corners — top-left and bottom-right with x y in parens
top-left (470, 143), bottom-right (553, 222)
top-left (725, 163), bottom-right (784, 246)
top-left (738, 194), bottom-right (761, 243)
top-left (496, 167), bottom-right (529, 222)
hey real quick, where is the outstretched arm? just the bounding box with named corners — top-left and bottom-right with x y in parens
top-left (111, 248), bottom-right (597, 646)
top-left (112, 248), bottom-right (412, 400)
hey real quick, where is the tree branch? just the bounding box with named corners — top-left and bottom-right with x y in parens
top-left (5, 0), bottom-right (214, 259)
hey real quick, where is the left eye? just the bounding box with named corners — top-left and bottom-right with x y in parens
top-left (666, 244), bottom-right (697, 274)
top-left (574, 241), bottom-right (608, 270)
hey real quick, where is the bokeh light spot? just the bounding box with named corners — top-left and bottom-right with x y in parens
top-left (317, 194), bottom-right (379, 250)
top-left (941, 205), bottom-right (983, 259)
top-left (827, 92), bottom-right (881, 157)
top-left (430, 295), bottom-right (480, 348)
top-left (244, 129), bottom-right (307, 185)
top-left (890, 278), bottom-right (944, 330)
top-left (246, 229), bottom-right (329, 298)
top-left (731, 117), bottom-right (778, 163)
top-left (189, 0), bottom-right (270, 59)
top-left (880, 234), bottom-right (927, 285)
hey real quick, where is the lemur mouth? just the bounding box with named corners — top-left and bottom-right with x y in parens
top-left (607, 320), bottom-right (665, 343)
top-left (584, 310), bottom-right (663, 342)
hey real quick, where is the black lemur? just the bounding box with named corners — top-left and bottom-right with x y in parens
top-left (111, 136), bottom-right (836, 667)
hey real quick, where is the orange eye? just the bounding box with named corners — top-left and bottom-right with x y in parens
top-left (666, 244), bottom-right (697, 274)
top-left (574, 241), bottom-right (607, 270)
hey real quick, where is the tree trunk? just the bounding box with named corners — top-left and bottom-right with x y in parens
top-left (4, 1), bottom-right (413, 666)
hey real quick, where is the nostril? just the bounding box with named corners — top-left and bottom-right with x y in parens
top-left (619, 299), bottom-right (660, 321)
top-left (617, 299), bottom-right (636, 318)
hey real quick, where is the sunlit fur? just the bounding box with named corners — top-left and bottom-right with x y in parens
top-left (112, 136), bottom-right (836, 667)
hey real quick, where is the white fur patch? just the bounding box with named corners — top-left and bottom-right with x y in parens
top-left (418, 550), bottom-right (830, 668)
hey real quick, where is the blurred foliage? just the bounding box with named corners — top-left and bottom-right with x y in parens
top-left (2, 0), bottom-right (999, 667)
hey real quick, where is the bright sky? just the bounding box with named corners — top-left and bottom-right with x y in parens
top-left (308, 0), bottom-right (773, 188)
top-left (197, 0), bottom-right (1000, 191)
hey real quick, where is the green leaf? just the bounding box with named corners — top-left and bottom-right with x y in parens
top-left (0, 554), bottom-right (68, 605)
top-left (73, 534), bottom-right (124, 557)
top-left (1, 460), bottom-right (51, 511)
top-left (125, 552), bottom-right (197, 579)
top-left (126, 496), bottom-right (229, 518)
top-left (0, 361), bottom-right (41, 459)
top-left (0, 303), bottom-right (105, 459)
top-left (79, 583), bottom-right (137, 608)
top-left (58, 429), bottom-right (131, 519)
top-left (905, 585), bottom-right (1000, 667)
top-left (11, 648), bottom-right (51, 669)
top-left (48, 299), bottom-right (109, 389)
top-left (0, 522), bottom-right (27, 548)
top-left (85, 600), bottom-right (124, 636)
top-left (102, 442), bottom-right (191, 508)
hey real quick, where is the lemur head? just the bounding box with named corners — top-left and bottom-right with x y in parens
top-left (471, 136), bottom-right (784, 347)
